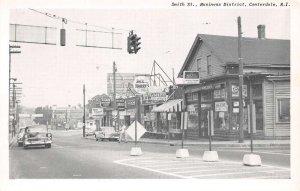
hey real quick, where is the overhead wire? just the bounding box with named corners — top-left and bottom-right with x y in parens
top-left (29, 8), bottom-right (132, 33)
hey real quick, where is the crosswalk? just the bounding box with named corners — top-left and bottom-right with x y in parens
top-left (114, 157), bottom-right (290, 179)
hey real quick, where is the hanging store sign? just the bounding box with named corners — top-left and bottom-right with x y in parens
top-left (182, 71), bottom-right (200, 84)
top-left (141, 92), bottom-right (167, 105)
top-left (126, 97), bottom-right (136, 107)
top-left (100, 97), bottom-right (111, 107)
top-left (116, 98), bottom-right (125, 110)
top-left (232, 85), bottom-right (247, 97)
top-left (133, 76), bottom-right (150, 94)
top-left (215, 101), bottom-right (228, 112)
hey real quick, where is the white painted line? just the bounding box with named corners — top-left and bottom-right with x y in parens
top-left (114, 160), bottom-right (192, 179)
top-left (172, 166), bottom-right (272, 174)
top-left (39, 167), bottom-right (47, 169)
top-left (190, 170), bottom-right (264, 178)
top-left (216, 149), bottom-right (290, 156)
top-left (72, 174), bottom-right (82, 177)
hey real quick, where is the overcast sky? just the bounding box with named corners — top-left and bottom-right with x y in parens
top-left (9, 8), bottom-right (290, 108)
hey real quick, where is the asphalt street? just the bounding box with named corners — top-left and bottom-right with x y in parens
top-left (9, 130), bottom-right (290, 179)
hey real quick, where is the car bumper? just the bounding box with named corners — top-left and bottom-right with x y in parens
top-left (24, 140), bottom-right (52, 146)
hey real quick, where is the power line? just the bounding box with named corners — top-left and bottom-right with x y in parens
top-left (28, 8), bottom-right (132, 33)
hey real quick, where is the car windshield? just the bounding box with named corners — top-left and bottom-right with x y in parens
top-left (27, 125), bottom-right (48, 133)
top-left (101, 127), bottom-right (115, 133)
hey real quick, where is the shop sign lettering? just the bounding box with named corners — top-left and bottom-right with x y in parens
top-left (232, 85), bottom-right (247, 97)
top-left (215, 101), bottom-right (228, 112)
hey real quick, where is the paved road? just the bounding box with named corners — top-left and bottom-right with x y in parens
top-left (9, 130), bottom-right (290, 179)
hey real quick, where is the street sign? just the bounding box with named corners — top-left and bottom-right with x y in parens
top-left (126, 121), bottom-right (146, 141)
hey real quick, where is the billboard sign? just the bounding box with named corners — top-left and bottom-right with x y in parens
top-left (133, 76), bottom-right (150, 94)
top-left (141, 92), bottom-right (167, 105)
top-left (182, 71), bottom-right (200, 84)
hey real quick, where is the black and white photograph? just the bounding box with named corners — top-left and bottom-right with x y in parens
top-left (1, 0), bottom-right (300, 191)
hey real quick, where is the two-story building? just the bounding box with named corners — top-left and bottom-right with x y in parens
top-left (178, 25), bottom-right (290, 140)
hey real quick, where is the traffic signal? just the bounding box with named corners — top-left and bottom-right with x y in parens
top-left (60, 28), bottom-right (66, 46)
top-left (127, 31), bottom-right (141, 54)
top-left (127, 32), bottom-right (135, 54)
top-left (133, 35), bottom-right (141, 54)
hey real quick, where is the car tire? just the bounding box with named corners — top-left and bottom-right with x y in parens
top-left (23, 145), bottom-right (28, 149)
top-left (46, 144), bottom-right (51, 148)
top-left (18, 142), bottom-right (23, 147)
top-left (96, 138), bottom-right (98, 141)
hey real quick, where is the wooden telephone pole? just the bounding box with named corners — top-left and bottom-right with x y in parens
top-left (238, 16), bottom-right (244, 143)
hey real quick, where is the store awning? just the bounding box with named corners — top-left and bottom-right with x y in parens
top-left (151, 99), bottom-right (183, 113)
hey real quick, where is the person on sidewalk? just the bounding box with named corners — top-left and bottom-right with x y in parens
top-left (118, 125), bottom-right (128, 143)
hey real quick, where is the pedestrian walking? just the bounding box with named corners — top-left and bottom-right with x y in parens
top-left (118, 125), bottom-right (127, 143)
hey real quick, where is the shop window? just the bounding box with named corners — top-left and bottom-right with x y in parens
top-left (253, 84), bottom-right (262, 98)
top-left (186, 93), bottom-right (193, 102)
top-left (277, 98), bottom-right (290, 122)
top-left (192, 92), bottom-right (198, 101)
top-left (201, 91), bottom-right (212, 101)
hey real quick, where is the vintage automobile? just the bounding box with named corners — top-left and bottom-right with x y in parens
top-left (17, 127), bottom-right (26, 147)
top-left (95, 126), bottom-right (120, 142)
top-left (23, 125), bottom-right (52, 148)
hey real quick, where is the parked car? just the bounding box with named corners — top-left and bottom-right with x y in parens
top-left (23, 125), bottom-right (52, 149)
top-left (85, 127), bottom-right (96, 137)
top-left (95, 126), bottom-right (120, 141)
top-left (17, 127), bottom-right (26, 147)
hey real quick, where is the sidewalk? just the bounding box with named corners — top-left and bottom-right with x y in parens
top-left (85, 134), bottom-right (290, 148)
top-left (131, 138), bottom-right (290, 148)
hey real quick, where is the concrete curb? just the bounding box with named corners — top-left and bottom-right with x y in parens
top-left (82, 136), bottom-right (289, 148)
top-left (129, 140), bottom-right (290, 148)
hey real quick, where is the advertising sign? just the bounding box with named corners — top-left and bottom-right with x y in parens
top-left (126, 97), bottom-right (136, 107)
top-left (92, 108), bottom-right (104, 116)
top-left (232, 85), bottom-right (247, 97)
top-left (215, 101), bottom-right (228, 112)
top-left (182, 71), bottom-right (200, 84)
top-left (116, 98), bottom-right (125, 110)
top-left (141, 92), bottom-right (167, 105)
top-left (133, 76), bottom-right (150, 94)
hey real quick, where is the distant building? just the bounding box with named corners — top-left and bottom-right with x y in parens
top-left (51, 106), bottom-right (83, 130)
top-left (107, 73), bottom-right (143, 98)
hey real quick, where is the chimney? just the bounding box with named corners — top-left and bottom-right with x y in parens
top-left (257, 25), bottom-right (266, 39)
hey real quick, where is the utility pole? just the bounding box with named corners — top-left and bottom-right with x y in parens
top-left (113, 61), bottom-right (117, 128)
top-left (113, 61), bottom-right (117, 107)
top-left (83, 84), bottom-right (86, 137)
top-left (9, 45), bottom-right (21, 140)
top-left (238, 16), bottom-right (244, 143)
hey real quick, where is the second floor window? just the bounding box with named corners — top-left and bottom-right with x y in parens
top-left (207, 55), bottom-right (212, 75)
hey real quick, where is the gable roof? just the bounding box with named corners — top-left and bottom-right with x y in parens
top-left (178, 34), bottom-right (290, 77)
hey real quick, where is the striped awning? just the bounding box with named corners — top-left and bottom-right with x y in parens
top-left (151, 99), bottom-right (183, 113)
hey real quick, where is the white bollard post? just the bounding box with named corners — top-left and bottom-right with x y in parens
top-left (243, 153), bottom-right (262, 166)
top-left (176, 148), bottom-right (189, 158)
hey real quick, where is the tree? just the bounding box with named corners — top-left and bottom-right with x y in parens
top-left (33, 106), bottom-right (53, 125)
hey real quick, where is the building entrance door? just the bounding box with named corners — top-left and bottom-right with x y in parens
top-left (200, 110), bottom-right (209, 137)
